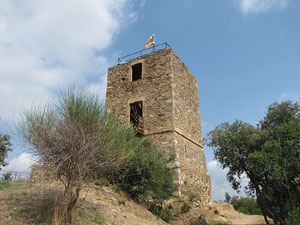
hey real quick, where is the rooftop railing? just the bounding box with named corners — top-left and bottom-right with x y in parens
top-left (118, 42), bottom-right (171, 64)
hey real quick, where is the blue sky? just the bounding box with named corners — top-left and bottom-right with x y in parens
top-left (0, 0), bottom-right (299, 200)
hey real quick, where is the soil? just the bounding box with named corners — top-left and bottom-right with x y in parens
top-left (0, 181), bottom-right (268, 225)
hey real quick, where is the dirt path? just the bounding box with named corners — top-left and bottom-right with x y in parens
top-left (224, 210), bottom-right (266, 225)
top-left (83, 185), bottom-right (168, 225)
top-left (211, 202), bottom-right (268, 225)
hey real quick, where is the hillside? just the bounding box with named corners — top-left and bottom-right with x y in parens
top-left (0, 180), bottom-right (267, 225)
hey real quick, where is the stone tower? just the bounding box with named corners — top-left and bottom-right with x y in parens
top-left (106, 48), bottom-right (211, 202)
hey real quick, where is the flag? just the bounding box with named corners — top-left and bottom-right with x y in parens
top-left (145, 34), bottom-right (155, 49)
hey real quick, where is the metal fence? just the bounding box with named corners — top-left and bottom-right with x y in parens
top-left (0, 170), bottom-right (30, 181)
top-left (118, 42), bottom-right (171, 63)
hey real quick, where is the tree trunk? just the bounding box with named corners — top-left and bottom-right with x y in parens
top-left (53, 181), bottom-right (80, 225)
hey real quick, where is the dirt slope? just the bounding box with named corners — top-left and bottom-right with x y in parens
top-left (83, 185), bottom-right (168, 225)
top-left (0, 181), bottom-right (267, 225)
top-left (171, 201), bottom-right (267, 225)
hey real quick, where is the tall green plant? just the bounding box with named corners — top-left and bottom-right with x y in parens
top-left (17, 86), bottom-right (133, 224)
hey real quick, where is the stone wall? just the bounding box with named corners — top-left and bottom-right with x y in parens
top-left (106, 49), bottom-right (174, 134)
top-left (30, 165), bottom-right (55, 183)
top-left (171, 53), bottom-right (203, 144)
top-left (106, 48), bottom-right (212, 202)
top-left (173, 132), bottom-right (211, 202)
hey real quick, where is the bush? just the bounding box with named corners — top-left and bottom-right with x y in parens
top-left (111, 138), bottom-right (175, 204)
top-left (94, 177), bottom-right (110, 186)
top-left (285, 209), bottom-right (300, 225)
top-left (3, 172), bottom-right (12, 181)
top-left (17, 86), bottom-right (137, 224)
top-left (181, 201), bottom-right (191, 214)
top-left (149, 204), bottom-right (173, 223)
top-left (224, 193), bottom-right (262, 215)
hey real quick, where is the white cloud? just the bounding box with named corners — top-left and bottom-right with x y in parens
top-left (2, 152), bottom-right (34, 172)
top-left (0, 0), bottom-right (136, 124)
top-left (235, 0), bottom-right (288, 14)
top-left (207, 160), bottom-right (249, 201)
top-left (0, 0), bottom-right (137, 178)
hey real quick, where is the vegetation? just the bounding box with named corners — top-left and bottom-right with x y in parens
top-left (112, 138), bottom-right (175, 205)
top-left (0, 180), bottom-right (107, 225)
top-left (17, 86), bottom-right (136, 224)
top-left (148, 204), bottom-right (174, 223)
top-left (106, 135), bottom-right (175, 222)
top-left (207, 101), bottom-right (300, 225)
top-left (0, 129), bottom-right (12, 170)
top-left (180, 201), bottom-right (191, 214)
top-left (224, 192), bottom-right (262, 215)
top-left (17, 85), bottom-right (176, 224)
top-left (0, 180), bottom-right (11, 190)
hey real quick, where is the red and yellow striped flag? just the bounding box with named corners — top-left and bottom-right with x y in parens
top-left (145, 34), bottom-right (155, 49)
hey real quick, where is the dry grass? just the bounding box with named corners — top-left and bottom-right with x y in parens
top-left (0, 180), bottom-right (107, 225)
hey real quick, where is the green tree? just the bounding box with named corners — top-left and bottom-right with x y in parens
top-left (0, 131), bottom-right (12, 170)
top-left (207, 101), bottom-right (300, 225)
top-left (17, 86), bottom-right (135, 224)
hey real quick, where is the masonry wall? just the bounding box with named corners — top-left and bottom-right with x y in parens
top-left (173, 132), bottom-right (211, 202)
top-left (106, 48), bottom-right (212, 202)
top-left (106, 49), bottom-right (175, 134)
top-left (171, 53), bottom-right (203, 144)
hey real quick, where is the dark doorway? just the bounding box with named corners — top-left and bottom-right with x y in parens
top-left (130, 101), bottom-right (143, 135)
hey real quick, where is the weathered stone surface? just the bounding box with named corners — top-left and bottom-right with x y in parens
top-left (106, 48), bottom-right (212, 202)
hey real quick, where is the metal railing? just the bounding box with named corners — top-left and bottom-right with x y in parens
top-left (118, 42), bottom-right (171, 64)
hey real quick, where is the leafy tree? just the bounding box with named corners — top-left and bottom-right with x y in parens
top-left (0, 131), bottom-right (12, 170)
top-left (207, 101), bottom-right (300, 225)
top-left (17, 86), bottom-right (135, 224)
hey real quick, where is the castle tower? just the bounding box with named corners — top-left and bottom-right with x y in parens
top-left (106, 47), bottom-right (212, 202)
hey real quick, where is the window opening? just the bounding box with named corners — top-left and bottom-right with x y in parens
top-left (130, 101), bottom-right (143, 135)
top-left (132, 63), bottom-right (142, 81)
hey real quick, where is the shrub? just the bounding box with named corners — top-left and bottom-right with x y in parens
top-left (94, 177), bottom-right (110, 186)
top-left (224, 193), bottom-right (262, 215)
top-left (17, 86), bottom-right (135, 224)
top-left (181, 201), bottom-right (191, 214)
top-left (149, 204), bottom-right (173, 223)
top-left (111, 138), bottom-right (175, 205)
top-left (3, 172), bottom-right (12, 181)
top-left (285, 209), bottom-right (300, 225)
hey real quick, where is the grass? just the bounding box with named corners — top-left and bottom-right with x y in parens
top-left (0, 180), bottom-right (107, 225)
top-left (0, 180), bottom-right (11, 189)
top-left (93, 212), bottom-right (106, 224)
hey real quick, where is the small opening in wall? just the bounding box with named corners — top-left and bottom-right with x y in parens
top-left (132, 63), bottom-right (142, 81)
top-left (130, 101), bottom-right (143, 135)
